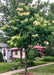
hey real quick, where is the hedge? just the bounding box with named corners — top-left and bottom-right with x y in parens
top-left (42, 56), bottom-right (54, 61)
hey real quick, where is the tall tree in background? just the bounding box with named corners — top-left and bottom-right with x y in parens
top-left (0, 0), bottom-right (33, 41)
top-left (50, 3), bottom-right (54, 14)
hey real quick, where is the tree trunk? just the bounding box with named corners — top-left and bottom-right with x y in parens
top-left (20, 48), bottom-right (22, 64)
top-left (25, 51), bottom-right (27, 75)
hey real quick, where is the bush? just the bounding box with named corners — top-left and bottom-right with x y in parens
top-left (12, 61), bottom-right (24, 70)
top-left (36, 52), bottom-right (42, 57)
top-left (27, 60), bottom-right (35, 67)
top-left (0, 52), bottom-right (3, 62)
top-left (35, 57), bottom-right (43, 61)
top-left (45, 47), bottom-right (54, 56)
top-left (33, 61), bottom-right (47, 66)
top-left (13, 58), bottom-right (20, 62)
top-left (28, 49), bottom-right (35, 60)
top-left (16, 58), bottom-right (20, 62)
top-left (18, 67), bottom-right (22, 69)
top-left (42, 56), bottom-right (54, 61)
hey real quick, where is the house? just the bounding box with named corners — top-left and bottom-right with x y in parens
top-left (0, 42), bottom-right (45, 62)
top-left (10, 45), bottom-right (45, 59)
top-left (0, 42), bottom-right (12, 62)
top-left (34, 45), bottom-right (45, 56)
top-left (10, 47), bottom-right (25, 59)
top-left (0, 42), bottom-right (25, 62)
top-left (29, 45), bottom-right (45, 56)
top-left (33, 45), bottom-right (45, 52)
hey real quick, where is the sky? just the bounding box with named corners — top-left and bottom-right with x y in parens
top-left (1, 0), bottom-right (54, 4)
top-left (33, 0), bottom-right (54, 4)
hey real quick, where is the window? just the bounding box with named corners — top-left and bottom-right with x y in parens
top-left (15, 50), bottom-right (18, 55)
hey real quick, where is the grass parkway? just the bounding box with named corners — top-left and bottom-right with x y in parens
top-left (0, 63), bottom-right (54, 75)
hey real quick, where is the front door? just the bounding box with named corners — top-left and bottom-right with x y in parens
top-left (2, 48), bottom-right (7, 60)
top-left (3, 50), bottom-right (6, 56)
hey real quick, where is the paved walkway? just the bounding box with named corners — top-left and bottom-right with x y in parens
top-left (0, 63), bottom-right (54, 75)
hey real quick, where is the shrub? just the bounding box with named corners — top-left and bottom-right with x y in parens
top-left (16, 58), bottom-right (20, 62)
top-left (28, 49), bottom-right (35, 60)
top-left (33, 61), bottom-right (47, 66)
top-left (35, 57), bottom-right (43, 61)
top-left (21, 58), bottom-right (25, 63)
top-left (0, 52), bottom-right (3, 62)
top-left (27, 60), bottom-right (35, 67)
top-left (42, 56), bottom-right (54, 61)
top-left (12, 62), bottom-right (24, 70)
top-left (13, 58), bottom-right (20, 62)
top-left (18, 67), bottom-right (22, 69)
top-left (45, 47), bottom-right (54, 56)
top-left (36, 52), bottom-right (42, 57)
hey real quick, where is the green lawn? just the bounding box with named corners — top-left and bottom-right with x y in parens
top-left (13, 64), bottom-right (54, 75)
top-left (0, 61), bottom-right (47, 74)
top-left (0, 62), bottom-right (18, 73)
top-left (0, 61), bottom-right (54, 74)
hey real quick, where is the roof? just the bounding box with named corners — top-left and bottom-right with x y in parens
top-left (29, 45), bottom-right (45, 52)
top-left (0, 42), bottom-right (8, 47)
top-left (10, 47), bottom-right (18, 50)
top-left (36, 48), bottom-right (45, 52)
top-left (33, 45), bottom-right (46, 49)
top-left (29, 45), bottom-right (46, 49)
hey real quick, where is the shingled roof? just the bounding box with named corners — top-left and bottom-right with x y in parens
top-left (0, 42), bottom-right (8, 47)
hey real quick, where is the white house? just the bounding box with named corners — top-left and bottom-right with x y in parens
top-left (0, 42), bottom-right (12, 62)
top-left (0, 42), bottom-right (25, 62)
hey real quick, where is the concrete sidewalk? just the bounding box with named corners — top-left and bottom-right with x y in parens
top-left (0, 63), bottom-right (54, 75)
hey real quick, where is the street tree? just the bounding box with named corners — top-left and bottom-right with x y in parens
top-left (1, 3), bottom-right (53, 74)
